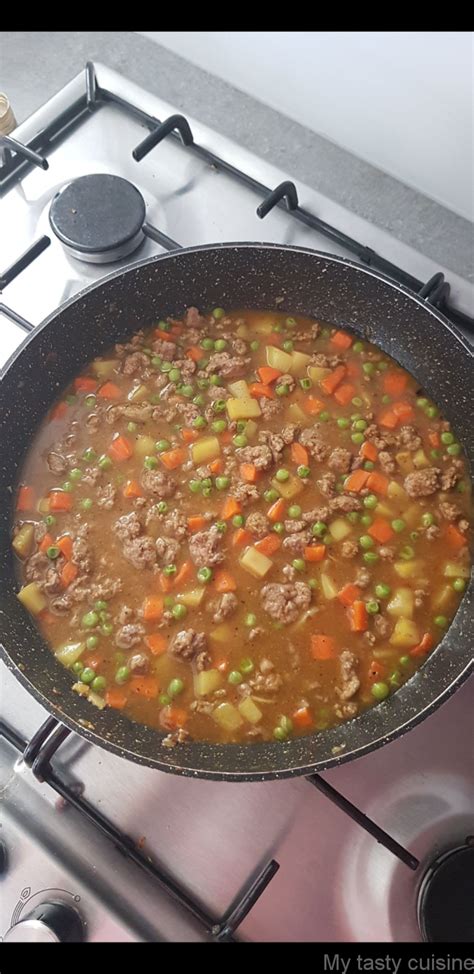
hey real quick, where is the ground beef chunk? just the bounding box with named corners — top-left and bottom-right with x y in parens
top-left (128, 653), bottom-right (150, 674)
top-left (121, 351), bottom-right (151, 375)
top-left (114, 512), bottom-right (142, 542)
top-left (248, 626), bottom-right (264, 642)
top-left (260, 582), bottom-right (311, 624)
top-left (355, 567), bottom-right (371, 588)
top-left (336, 650), bottom-right (360, 701)
top-left (175, 400), bottom-right (201, 425)
top-left (438, 500), bottom-right (462, 522)
top-left (174, 357), bottom-right (196, 380)
top-left (231, 482), bottom-right (259, 506)
top-left (404, 467), bottom-right (441, 497)
top-left (162, 727), bottom-right (191, 748)
top-left (282, 531), bottom-right (311, 555)
top-left (141, 467), bottom-right (176, 498)
top-left (440, 460), bottom-right (464, 491)
top-left (155, 536), bottom-right (181, 565)
top-left (33, 521), bottom-right (47, 543)
top-left (162, 510), bottom-right (189, 540)
top-left (50, 595), bottom-right (73, 613)
top-left (341, 540), bottom-right (358, 559)
top-left (116, 606), bottom-right (135, 625)
top-left (281, 424), bottom-right (299, 445)
top-left (168, 629), bottom-right (208, 664)
top-left (43, 565), bottom-right (65, 595)
top-left (47, 451), bottom-right (67, 474)
top-left (115, 624), bottom-right (145, 650)
top-left (185, 306), bottom-right (206, 329)
top-left (299, 425), bottom-right (331, 462)
top-left (211, 592), bottom-right (239, 623)
top-left (365, 423), bottom-right (396, 450)
top-left (205, 351), bottom-right (249, 380)
top-left (397, 426), bottom-right (422, 451)
top-left (249, 671), bottom-right (283, 693)
top-left (90, 577), bottom-right (123, 600)
top-left (317, 472), bottom-right (337, 498)
top-left (334, 701), bottom-right (358, 719)
top-left (188, 525), bottom-right (224, 568)
top-left (329, 495), bottom-right (362, 514)
top-left (284, 519), bottom-right (306, 534)
top-left (206, 384), bottom-right (231, 402)
top-left (245, 511), bottom-right (269, 538)
top-left (24, 551), bottom-right (49, 583)
top-left (279, 372), bottom-right (296, 393)
top-left (310, 351), bottom-right (341, 368)
top-left (152, 337), bottom-right (177, 359)
top-left (96, 484), bottom-right (116, 509)
top-left (374, 615), bottom-right (391, 639)
top-left (259, 396), bottom-right (283, 419)
top-left (124, 536), bottom-right (157, 570)
top-left (379, 546), bottom-right (395, 560)
top-left (328, 448), bottom-right (352, 473)
top-left (72, 531), bottom-right (92, 574)
top-left (235, 444), bottom-right (273, 471)
top-left (257, 429), bottom-right (285, 464)
top-left (378, 451), bottom-right (396, 475)
top-left (425, 525), bottom-right (441, 541)
top-left (302, 506), bottom-right (330, 524)
top-left (81, 466), bottom-right (101, 487)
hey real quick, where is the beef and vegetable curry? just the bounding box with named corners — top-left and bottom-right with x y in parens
top-left (13, 308), bottom-right (471, 748)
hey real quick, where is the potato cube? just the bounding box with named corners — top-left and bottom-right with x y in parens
top-left (194, 668), bottom-right (223, 696)
top-left (389, 617), bottom-right (420, 647)
top-left (271, 474), bottom-right (304, 500)
top-left (212, 702), bottom-right (244, 731)
top-left (226, 397), bottom-right (262, 420)
top-left (238, 696), bottom-right (263, 724)
top-left (239, 546), bottom-right (273, 579)
top-left (191, 436), bottom-right (221, 465)
top-left (17, 582), bottom-right (47, 616)
top-left (290, 350), bottom-right (312, 375)
top-left (265, 346), bottom-right (293, 372)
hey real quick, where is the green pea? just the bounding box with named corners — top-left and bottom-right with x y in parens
top-left (434, 615), bottom-right (448, 628)
top-left (65, 394), bottom-right (76, 405)
top-left (359, 535), bottom-right (374, 549)
top-left (82, 611), bottom-right (99, 628)
top-left (192, 416), bottom-right (206, 430)
top-left (250, 340), bottom-right (259, 351)
top-left (353, 419), bottom-right (367, 431)
top-left (363, 461), bottom-right (375, 471)
top-left (157, 501), bottom-right (168, 514)
top-left (351, 413), bottom-right (362, 422)
top-left (168, 678), bottom-right (184, 697)
top-left (346, 512), bottom-right (359, 525)
top-left (375, 583), bottom-right (391, 599)
top-left (216, 477), bottom-right (231, 492)
top-left (288, 505), bottom-right (302, 519)
top-left (440, 431), bottom-right (454, 445)
top-left (300, 378), bottom-right (312, 390)
top-left (389, 670), bottom-right (401, 688)
top-left (273, 521), bottom-right (285, 535)
top-left (161, 360), bottom-right (173, 373)
top-left (292, 558), bottom-right (306, 572)
top-left (212, 399), bottom-right (227, 413)
top-left (81, 667), bottom-right (95, 685)
top-left (82, 447), bottom-right (96, 463)
top-left (79, 498), bottom-right (93, 512)
top-left (371, 682), bottom-right (389, 701)
top-left (279, 715), bottom-right (293, 735)
top-left (425, 405), bottom-right (439, 419)
top-left (233, 434), bottom-right (248, 448)
top-left (308, 578), bottom-right (318, 589)
top-left (197, 377), bottom-right (210, 389)
top-left (163, 596), bottom-right (175, 609)
top-left (447, 444), bottom-right (461, 456)
top-left (391, 519), bottom-right (406, 533)
top-left (399, 545), bottom-right (415, 560)
top-left (44, 514), bottom-right (56, 527)
top-left (159, 693), bottom-right (171, 707)
top-left (452, 578), bottom-right (466, 593)
top-left (276, 383), bottom-right (290, 397)
top-left (421, 512), bottom-right (435, 528)
top-left (212, 307), bottom-right (225, 319)
top-left (144, 456), bottom-right (158, 470)
top-left (163, 564), bottom-right (177, 577)
top-left (243, 613), bottom-right (257, 628)
top-left (94, 600), bottom-right (107, 612)
top-left (363, 551), bottom-right (379, 564)
top-left (281, 340), bottom-right (293, 353)
top-left (353, 341), bottom-right (364, 353)
top-left (430, 449), bottom-right (441, 460)
top-left (273, 726), bottom-right (287, 741)
top-left (197, 567), bottom-right (213, 583)
top-left (62, 481), bottom-right (74, 492)
top-left (101, 621), bottom-right (114, 636)
top-left (155, 439), bottom-right (170, 453)
top-left (46, 545), bottom-right (60, 560)
top-left (86, 635), bottom-right (99, 650)
top-left (172, 603), bottom-right (187, 620)
top-left (240, 657), bottom-right (254, 674)
top-left (228, 670), bottom-right (243, 685)
top-left (457, 481), bottom-right (467, 493)
top-left (286, 317), bottom-right (296, 328)
top-left (297, 465), bottom-right (310, 479)
top-left (417, 397), bottom-right (428, 409)
top-left (85, 394), bottom-right (96, 407)
top-left (157, 320), bottom-right (171, 331)
top-left (410, 531), bottom-right (419, 542)
top-left (276, 468), bottom-right (289, 482)
top-left (115, 666), bottom-right (130, 685)
top-left (366, 600), bottom-right (380, 614)
top-left (212, 419), bottom-right (227, 434)
top-left (232, 514), bottom-right (245, 528)
top-left (72, 661), bottom-right (84, 675)
top-left (337, 418), bottom-right (350, 429)
top-left (312, 521), bottom-right (327, 538)
top-left (98, 455), bottom-right (112, 470)
top-left (399, 655), bottom-right (410, 668)
top-left (272, 324), bottom-right (283, 333)
top-left (351, 397), bottom-right (363, 407)
top-left (189, 480), bottom-right (202, 494)
top-left (92, 676), bottom-right (106, 692)
top-left (151, 356), bottom-right (162, 368)
top-left (264, 488), bottom-right (279, 502)
top-left (201, 337), bottom-right (215, 350)
top-left (214, 339), bottom-right (227, 352)
top-left (360, 514), bottom-right (373, 527)
top-left (351, 432), bottom-right (365, 445)
top-left (319, 411), bottom-right (330, 422)
top-left (377, 361), bottom-right (389, 371)
top-left (215, 520), bottom-right (227, 533)
top-left (362, 362), bottom-right (375, 375)
top-left (181, 384), bottom-right (194, 397)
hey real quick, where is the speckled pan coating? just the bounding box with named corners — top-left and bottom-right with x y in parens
top-left (0, 243), bottom-right (472, 781)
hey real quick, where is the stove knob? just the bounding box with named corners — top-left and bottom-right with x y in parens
top-left (4, 901), bottom-right (83, 942)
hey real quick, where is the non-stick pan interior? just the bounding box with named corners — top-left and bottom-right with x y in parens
top-left (0, 244), bottom-right (472, 779)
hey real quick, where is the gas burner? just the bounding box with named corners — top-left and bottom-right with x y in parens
top-left (417, 842), bottom-right (474, 942)
top-left (49, 174), bottom-right (146, 264)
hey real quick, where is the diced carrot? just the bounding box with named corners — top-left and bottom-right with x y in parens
top-left (428, 431), bottom-right (440, 448)
top-left (60, 562), bottom-right (78, 588)
top-left (214, 657), bottom-right (229, 673)
top-left (155, 329), bottom-right (174, 343)
top-left (50, 401), bottom-right (68, 421)
top-left (57, 534), bottom-right (73, 560)
top-left (144, 633), bottom-right (167, 655)
top-left (255, 534), bottom-right (281, 556)
top-left (330, 330), bottom-right (353, 350)
top-left (173, 560), bottom-right (193, 588)
top-left (108, 434), bottom-right (133, 463)
top-left (130, 675), bottom-right (160, 699)
top-left (267, 497), bottom-right (287, 522)
top-left (188, 515), bottom-right (207, 534)
top-left (367, 659), bottom-right (386, 683)
top-left (344, 470), bottom-right (370, 493)
top-left (49, 490), bottom-right (73, 512)
top-left (39, 532), bottom-right (54, 553)
top-left (160, 705), bottom-right (188, 729)
top-left (345, 360), bottom-right (360, 378)
top-left (160, 447), bottom-right (187, 470)
top-left (393, 401), bottom-right (414, 423)
top-left (337, 583), bottom-right (361, 606)
top-left (106, 687), bottom-right (128, 709)
top-left (257, 366), bottom-right (283, 385)
top-left (220, 429), bottom-right (233, 445)
top-left (249, 382), bottom-right (274, 400)
top-left (445, 523), bottom-right (467, 550)
top-left (382, 371), bottom-right (408, 397)
top-left (368, 517), bottom-right (394, 544)
top-left (310, 634), bottom-right (337, 660)
top-left (209, 457), bottom-right (224, 475)
top-left (181, 427), bottom-right (199, 444)
top-left (304, 544), bottom-right (326, 562)
top-left (214, 569), bottom-right (237, 593)
top-left (186, 345), bottom-right (206, 362)
top-left (82, 653), bottom-right (105, 671)
top-left (292, 706), bottom-right (313, 729)
top-left (334, 382), bottom-right (356, 406)
top-left (360, 441), bottom-right (378, 462)
top-left (410, 632), bottom-right (434, 658)
top-left (232, 528), bottom-right (252, 548)
top-left (366, 472), bottom-right (389, 496)
top-left (321, 365), bottom-right (346, 395)
top-left (170, 324), bottom-right (183, 336)
top-left (240, 463), bottom-right (260, 483)
top-left (349, 600), bottom-right (368, 632)
top-left (74, 376), bottom-right (97, 393)
top-left (16, 486), bottom-right (35, 511)
top-left (123, 479), bottom-right (143, 499)
top-left (97, 381), bottom-right (121, 400)
top-left (378, 408), bottom-right (399, 429)
top-left (158, 572), bottom-right (174, 593)
top-left (221, 497), bottom-right (241, 520)
top-left (291, 442), bottom-right (309, 466)
top-left (266, 333), bottom-right (282, 347)
top-left (304, 396), bottom-right (325, 415)
top-left (142, 596), bottom-right (163, 623)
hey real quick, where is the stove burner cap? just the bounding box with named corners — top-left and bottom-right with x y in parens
top-left (417, 843), bottom-right (474, 942)
top-left (49, 174), bottom-right (146, 264)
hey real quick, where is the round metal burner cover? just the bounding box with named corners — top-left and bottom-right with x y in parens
top-left (418, 844), bottom-right (474, 942)
top-left (49, 174), bottom-right (146, 262)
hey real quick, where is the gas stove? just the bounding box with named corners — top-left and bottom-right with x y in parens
top-left (1, 62), bottom-right (473, 944)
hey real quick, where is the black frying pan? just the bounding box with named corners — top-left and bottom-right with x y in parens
top-left (1, 243), bottom-right (472, 780)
